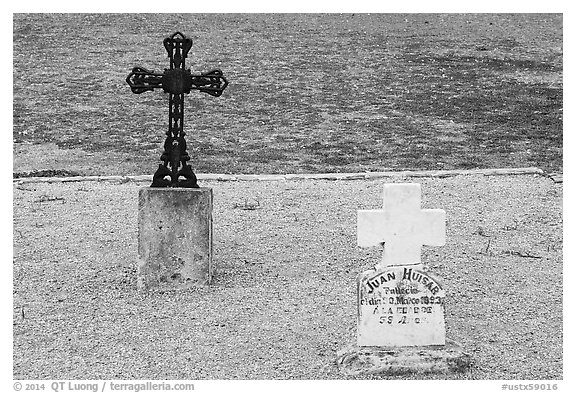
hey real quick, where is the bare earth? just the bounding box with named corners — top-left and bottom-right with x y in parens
top-left (13, 14), bottom-right (562, 175)
top-left (12, 173), bottom-right (562, 380)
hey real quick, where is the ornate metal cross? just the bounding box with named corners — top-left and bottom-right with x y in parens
top-left (126, 32), bottom-right (228, 188)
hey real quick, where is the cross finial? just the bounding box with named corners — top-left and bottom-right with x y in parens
top-left (357, 183), bottom-right (446, 269)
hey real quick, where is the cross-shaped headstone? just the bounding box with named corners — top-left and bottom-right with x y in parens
top-left (126, 31), bottom-right (228, 188)
top-left (357, 183), bottom-right (445, 269)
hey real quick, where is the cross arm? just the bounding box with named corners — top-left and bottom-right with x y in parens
top-left (190, 69), bottom-right (229, 97)
top-left (420, 209), bottom-right (446, 246)
top-left (126, 66), bottom-right (164, 94)
top-left (126, 67), bottom-right (228, 97)
top-left (357, 210), bottom-right (387, 248)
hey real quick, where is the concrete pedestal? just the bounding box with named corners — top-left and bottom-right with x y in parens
top-left (137, 187), bottom-right (213, 291)
top-left (336, 339), bottom-right (472, 376)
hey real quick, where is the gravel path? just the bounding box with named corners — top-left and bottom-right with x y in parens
top-left (12, 174), bottom-right (562, 379)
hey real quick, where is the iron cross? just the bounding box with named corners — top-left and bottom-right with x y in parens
top-left (126, 32), bottom-right (228, 188)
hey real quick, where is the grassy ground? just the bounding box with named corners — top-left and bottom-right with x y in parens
top-left (13, 174), bottom-right (562, 380)
top-left (13, 14), bottom-right (562, 176)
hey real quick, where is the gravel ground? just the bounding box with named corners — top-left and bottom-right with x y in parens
top-left (12, 174), bottom-right (562, 380)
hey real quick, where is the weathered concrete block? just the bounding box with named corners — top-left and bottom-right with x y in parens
top-left (137, 187), bottom-right (213, 290)
top-left (336, 339), bottom-right (472, 376)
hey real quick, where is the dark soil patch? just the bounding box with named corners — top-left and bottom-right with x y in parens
top-left (13, 14), bottom-right (562, 175)
top-left (13, 169), bottom-right (82, 178)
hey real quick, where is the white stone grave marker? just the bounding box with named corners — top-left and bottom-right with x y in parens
top-left (356, 183), bottom-right (446, 347)
top-left (357, 266), bottom-right (446, 346)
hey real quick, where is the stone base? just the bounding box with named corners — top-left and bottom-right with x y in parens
top-left (336, 338), bottom-right (472, 376)
top-left (137, 187), bottom-right (213, 291)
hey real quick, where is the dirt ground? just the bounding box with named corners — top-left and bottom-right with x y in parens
top-left (12, 173), bottom-right (562, 380)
